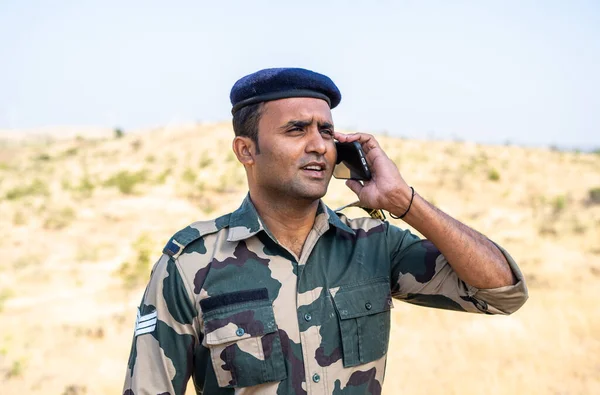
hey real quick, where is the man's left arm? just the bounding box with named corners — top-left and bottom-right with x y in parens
top-left (335, 131), bottom-right (528, 314)
top-left (394, 191), bottom-right (517, 289)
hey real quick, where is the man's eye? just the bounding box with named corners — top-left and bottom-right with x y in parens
top-left (321, 129), bottom-right (334, 137)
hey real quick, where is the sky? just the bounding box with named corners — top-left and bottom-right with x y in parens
top-left (0, 0), bottom-right (599, 149)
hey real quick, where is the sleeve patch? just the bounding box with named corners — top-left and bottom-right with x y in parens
top-left (134, 307), bottom-right (157, 336)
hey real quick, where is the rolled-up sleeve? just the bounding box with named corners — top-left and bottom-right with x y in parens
top-left (388, 223), bottom-right (528, 315)
top-left (469, 242), bottom-right (529, 314)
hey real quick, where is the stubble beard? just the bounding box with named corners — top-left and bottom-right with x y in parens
top-left (265, 174), bottom-right (331, 203)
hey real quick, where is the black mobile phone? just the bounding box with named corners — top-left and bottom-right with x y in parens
top-left (333, 141), bottom-right (372, 180)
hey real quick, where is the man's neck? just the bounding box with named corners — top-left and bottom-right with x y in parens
top-left (248, 190), bottom-right (320, 257)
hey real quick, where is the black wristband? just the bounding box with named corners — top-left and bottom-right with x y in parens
top-left (389, 186), bottom-right (415, 220)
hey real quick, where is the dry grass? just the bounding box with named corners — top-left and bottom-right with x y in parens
top-left (0, 123), bottom-right (599, 394)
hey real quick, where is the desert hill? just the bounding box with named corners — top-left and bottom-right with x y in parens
top-left (0, 122), bottom-right (599, 394)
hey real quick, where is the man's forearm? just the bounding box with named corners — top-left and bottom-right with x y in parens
top-left (390, 190), bottom-right (517, 289)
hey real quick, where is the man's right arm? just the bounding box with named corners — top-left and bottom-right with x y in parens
top-left (123, 254), bottom-right (201, 395)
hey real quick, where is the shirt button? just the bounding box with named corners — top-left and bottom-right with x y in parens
top-left (236, 328), bottom-right (245, 336)
top-left (312, 373), bottom-right (320, 383)
top-left (304, 313), bottom-right (312, 322)
top-left (365, 302), bottom-right (372, 310)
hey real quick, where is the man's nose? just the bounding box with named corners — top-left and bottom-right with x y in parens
top-left (305, 127), bottom-right (327, 155)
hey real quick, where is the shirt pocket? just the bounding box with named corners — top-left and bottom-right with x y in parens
top-left (200, 288), bottom-right (287, 388)
top-left (330, 277), bottom-right (394, 367)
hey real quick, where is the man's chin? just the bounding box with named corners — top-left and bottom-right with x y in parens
top-left (287, 184), bottom-right (329, 202)
top-left (264, 178), bottom-right (331, 202)
top-left (299, 187), bottom-right (329, 201)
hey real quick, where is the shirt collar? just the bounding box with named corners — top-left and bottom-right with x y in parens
top-left (226, 194), bottom-right (265, 241)
top-left (227, 194), bottom-right (356, 242)
top-left (322, 202), bottom-right (356, 235)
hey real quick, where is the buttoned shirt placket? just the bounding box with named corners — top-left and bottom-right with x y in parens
top-left (255, 207), bottom-right (333, 394)
top-left (295, 213), bottom-right (331, 394)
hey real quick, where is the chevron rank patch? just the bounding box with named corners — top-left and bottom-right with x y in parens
top-left (134, 308), bottom-right (157, 337)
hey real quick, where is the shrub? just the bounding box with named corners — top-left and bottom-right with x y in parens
top-left (12, 210), bottom-right (27, 226)
top-left (215, 173), bottom-right (233, 193)
top-left (117, 234), bottom-right (154, 289)
top-left (62, 385), bottom-right (88, 395)
top-left (487, 168), bottom-right (500, 181)
top-left (155, 169), bottom-right (170, 184)
top-left (539, 223), bottom-right (557, 236)
top-left (199, 156), bottom-right (213, 169)
top-left (35, 153), bottom-right (51, 161)
top-left (62, 147), bottom-right (79, 157)
top-left (0, 289), bottom-right (14, 313)
top-left (43, 207), bottom-right (76, 230)
top-left (131, 139), bottom-right (142, 151)
top-left (202, 198), bottom-right (216, 215)
top-left (589, 187), bottom-right (600, 205)
top-left (6, 358), bottom-right (26, 378)
top-left (552, 195), bottom-right (567, 214)
top-left (11, 254), bottom-right (42, 270)
top-left (104, 170), bottom-right (148, 194)
top-left (182, 167), bottom-right (196, 184)
top-left (5, 179), bottom-right (49, 200)
top-left (65, 175), bottom-right (95, 198)
top-left (114, 127), bottom-right (124, 139)
top-left (74, 176), bottom-right (95, 198)
top-left (572, 221), bottom-right (586, 234)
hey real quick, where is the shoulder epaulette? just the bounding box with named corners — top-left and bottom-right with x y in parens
top-left (163, 214), bottom-right (231, 259)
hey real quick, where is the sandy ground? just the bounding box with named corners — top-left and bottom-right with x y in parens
top-left (0, 123), bottom-right (598, 394)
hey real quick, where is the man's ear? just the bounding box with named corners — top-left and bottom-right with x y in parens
top-left (232, 136), bottom-right (256, 166)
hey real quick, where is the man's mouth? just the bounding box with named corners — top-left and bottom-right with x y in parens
top-left (301, 162), bottom-right (327, 178)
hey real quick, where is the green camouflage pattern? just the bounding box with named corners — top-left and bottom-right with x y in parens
top-left (123, 195), bottom-right (528, 394)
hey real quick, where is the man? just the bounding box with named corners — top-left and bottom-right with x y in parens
top-left (123, 68), bottom-right (528, 395)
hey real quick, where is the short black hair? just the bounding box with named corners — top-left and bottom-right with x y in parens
top-left (232, 102), bottom-right (263, 154)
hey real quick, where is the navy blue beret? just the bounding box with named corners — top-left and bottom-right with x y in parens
top-left (230, 68), bottom-right (341, 114)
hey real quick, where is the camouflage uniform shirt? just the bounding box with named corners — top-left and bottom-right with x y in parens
top-left (123, 195), bottom-right (528, 395)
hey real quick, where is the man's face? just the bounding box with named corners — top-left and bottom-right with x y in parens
top-left (251, 97), bottom-right (337, 201)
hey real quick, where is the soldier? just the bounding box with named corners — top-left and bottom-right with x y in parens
top-left (123, 68), bottom-right (528, 395)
